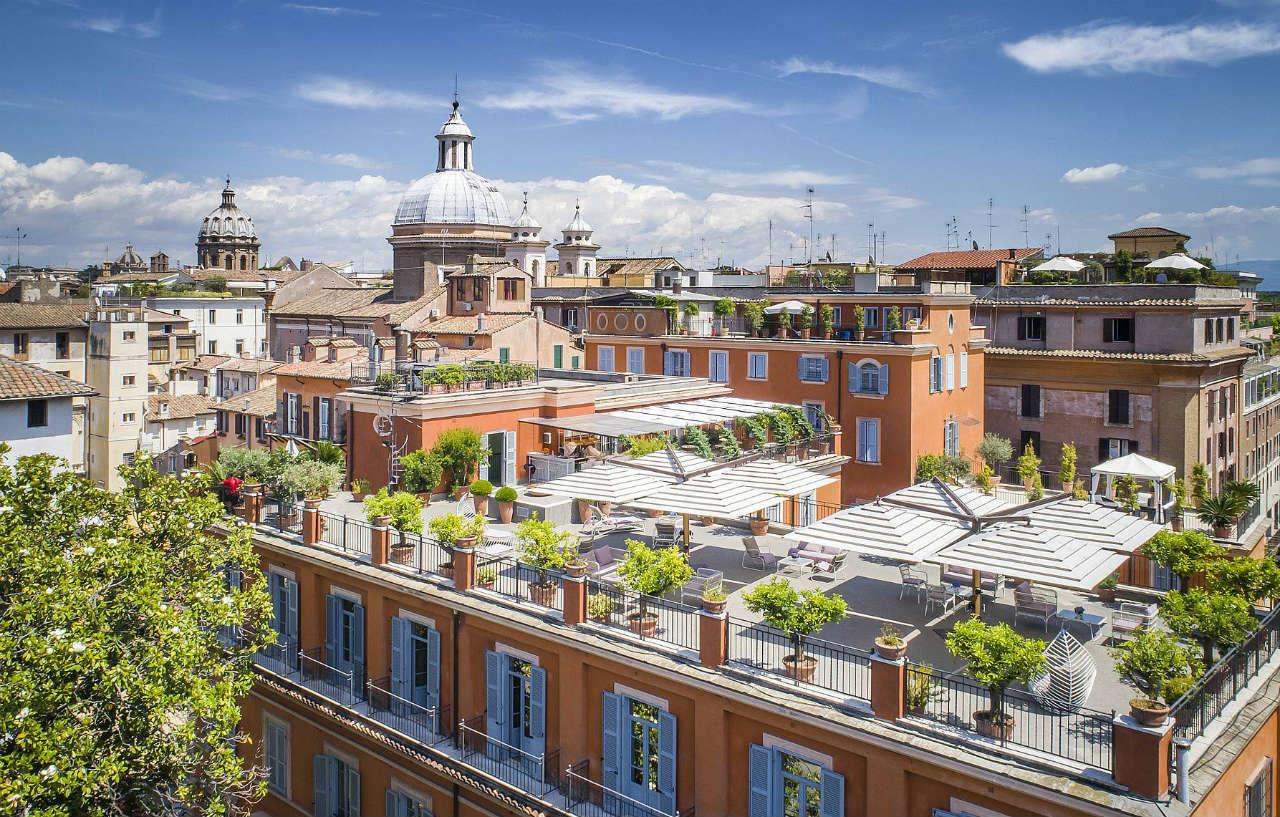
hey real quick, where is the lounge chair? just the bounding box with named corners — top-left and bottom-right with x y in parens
top-left (899, 565), bottom-right (928, 602)
top-left (741, 536), bottom-right (780, 571)
top-left (787, 542), bottom-right (842, 566)
top-left (680, 568), bottom-right (724, 606)
top-left (815, 551), bottom-right (847, 575)
top-left (1111, 602), bottom-right (1158, 640)
top-left (583, 545), bottom-right (624, 583)
top-left (583, 504), bottom-right (644, 542)
top-left (1014, 584), bottom-right (1058, 632)
top-left (654, 520), bottom-right (679, 549)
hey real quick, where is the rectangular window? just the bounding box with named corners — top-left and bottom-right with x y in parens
top-left (571, 355), bottom-right (580, 370)
top-left (798, 355), bottom-right (828, 383)
top-left (597, 346), bottom-right (615, 372)
top-left (802, 402), bottom-right (823, 430)
top-left (663, 350), bottom-right (691, 377)
top-left (959, 351), bottom-right (969, 388)
top-left (1020, 429), bottom-right (1042, 457)
top-left (123, 375), bottom-right (135, 386)
top-left (831, 306), bottom-right (842, 326)
top-left (748, 743), bottom-right (844, 817)
top-left (207, 340), bottom-right (218, 355)
top-left (13, 332), bottom-right (29, 357)
top-left (1020, 384), bottom-right (1042, 419)
top-left (27, 399), bottom-right (48, 428)
top-left (627, 347), bottom-right (645, 374)
top-left (1108, 389), bottom-right (1131, 425)
top-left (235, 308), bottom-right (244, 325)
top-left (391, 616), bottom-right (441, 728)
top-left (863, 307), bottom-right (880, 328)
top-left (318, 397), bottom-right (331, 441)
top-left (944, 352), bottom-right (955, 391)
top-left (264, 717), bottom-right (289, 796)
top-left (903, 306), bottom-right (922, 326)
top-left (1245, 758), bottom-right (1273, 817)
top-left (747, 352), bottom-right (768, 380)
top-left (473, 279), bottom-right (484, 301)
top-left (499, 347), bottom-right (510, 363)
top-left (564, 308), bottom-right (579, 331)
top-left (553, 345), bottom-right (563, 368)
top-left (708, 350), bottom-right (728, 383)
top-left (944, 419), bottom-right (960, 457)
top-left (1017, 316), bottom-right (1045, 341)
top-left (484, 650), bottom-right (546, 773)
top-left (602, 691), bottom-right (676, 815)
top-left (234, 412), bottom-right (245, 436)
top-left (55, 331), bottom-right (70, 360)
top-left (856, 418), bottom-right (880, 463)
top-left (235, 339), bottom-right (244, 354)
top-left (850, 361), bottom-right (887, 395)
top-left (929, 356), bottom-right (943, 393)
top-left (312, 753), bottom-right (361, 817)
top-left (1103, 317), bottom-right (1135, 343)
top-left (502, 279), bottom-right (519, 300)
top-left (207, 309), bottom-right (216, 324)
top-left (286, 392), bottom-right (299, 435)
top-left (122, 412), bottom-right (135, 424)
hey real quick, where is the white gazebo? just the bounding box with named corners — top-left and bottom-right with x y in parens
top-left (1089, 453), bottom-right (1177, 522)
top-left (764, 300), bottom-right (808, 315)
top-left (534, 463), bottom-right (676, 505)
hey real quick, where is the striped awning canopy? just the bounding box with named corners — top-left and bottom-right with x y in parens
top-left (882, 480), bottom-right (1011, 518)
top-left (630, 475), bottom-right (781, 519)
top-left (783, 499), bottom-right (967, 562)
top-left (930, 525), bottom-right (1130, 592)
top-left (722, 459), bottom-right (835, 497)
top-left (1023, 499), bottom-right (1161, 554)
top-left (534, 463), bottom-right (677, 504)
top-left (606, 396), bottom-right (801, 431)
top-left (623, 449), bottom-right (718, 478)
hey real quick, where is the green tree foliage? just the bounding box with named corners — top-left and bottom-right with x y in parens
top-left (683, 426), bottom-right (714, 460)
top-left (1190, 464), bottom-right (1209, 506)
top-left (1114, 474), bottom-right (1141, 512)
top-left (1058, 442), bottom-right (1077, 487)
top-left (1110, 629), bottom-right (1203, 704)
top-left (976, 433), bottom-right (1013, 469)
top-left (310, 440), bottom-right (345, 469)
top-left (1141, 530), bottom-right (1225, 584)
top-left (945, 618), bottom-right (1046, 722)
top-left (623, 435), bottom-right (668, 458)
top-left (713, 298), bottom-right (735, 319)
top-left (1015, 441), bottom-right (1041, 488)
top-left (0, 449), bottom-right (272, 815)
top-left (430, 428), bottom-right (489, 490)
top-left (278, 460), bottom-right (343, 499)
top-left (363, 488), bottom-right (424, 539)
top-left (398, 450), bottom-right (442, 494)
top-left (1114, 249), bottom-right (1133, 282)
top-left (1206, 557), bottom-right (1280, 602)
top-left (617, 539), bottom-right (693, 621)
top-left (742, 577), bottom-right (846, 664)
top-left (515, 517), bottom-right (579, 585)
top-left (1160, 589), bottom-right (1255, 660)
top-left (820, 305), bottom-right (835, 334)
top-left (914, 454), bottom-right (971, 484)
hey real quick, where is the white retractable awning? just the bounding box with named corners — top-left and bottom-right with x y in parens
top-left (783, 500), bottom-right (966, 562)
top-left (881, 480), bottom-right (1011, 518)
top-left (930, 525), bottom-right (1130, 592)
top-left (1025, 499), bottom-right (1162, 554)
top-left (630, 475), bottom-right (781, 519)
top-left (722, 459), bottom-right (835, 497)
top-left (623, 449), bottom-right (718, 478)
top-left (534, 463), bottom-right (676, 504)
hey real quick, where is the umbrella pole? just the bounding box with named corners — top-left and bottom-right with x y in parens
top-left (682, 514), bottom-right (690, 553)
top-left (972, 569), bottom-right (982, 617)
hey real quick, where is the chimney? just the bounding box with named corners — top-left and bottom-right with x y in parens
top-left (300, 258), bottom-right (313, 272)
top-left (1008, 248), bottom-right (1016, 259)
top-left (290, 345), bottom-right (301, 363)
top-left (158, 399), bottom-right (170, 419)
top-left (476, 313), bottom-right (487, 332)
top-left (395, 330), bottom-right (410, 362)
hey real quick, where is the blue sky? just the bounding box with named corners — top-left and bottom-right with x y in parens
top-left (3, 0), bottom-right (1280, 270)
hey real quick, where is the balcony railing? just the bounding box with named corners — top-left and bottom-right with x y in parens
top-left (457, 716), bottom-right (560, 797)
top-left (1171, 605), bottom-right (1280, 743)
top-left (561, 760), bottom-right (688, 817)
top-left (481, 556), bottom-right (563, 614)
top-left (299, 647), bottom-right (364, 706)
top-left (727, 617), bottom-right (872, 706)
top-left (350, 359), bottom-right (540, 395)
top-left (255, 634), bottom-right (299, 676)
top-left (586, 580), bottom-right (700, 654)
top-left (317, 511), bottom-right (372, 558)
top-left (365, 676), bottom-right (448, 747)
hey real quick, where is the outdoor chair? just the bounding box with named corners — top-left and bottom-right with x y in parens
top-left (654, 520), bottom-right (679, 549)
top-left (815, 551), bottom-right (847, 575)
top-left (1111, 602), bottom-right (1158, 640)
top-left (788, 542), bottom-right (841, 566)
top-left (583, 545), bottom-right (624, 584)
top-left (583, 504), bottom-right (644, 543)
top-left (942, 565), bottom-right (999, 593)
top-left (1014, 584), bottom-right (1058, 631)
top-left (741, 536), bottom-right (780, 571)
top-left (899, 565), bottom-right (928, 602)
top-left (680, 568), bottom-right (724, 606)
top-left (456, 495), bottom-right (477, 520)
top-left (924, 584), bottom-right (959, 618)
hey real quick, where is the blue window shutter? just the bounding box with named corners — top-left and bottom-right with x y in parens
top-left (284, 578), bottom-right (299, 643)
top-left (879, 364), bottom-right (889, 395)
top-left (529, 665), bottom-right (547, 760)
top-left (351, 602), bottom-right (366, 688)
top-left (601, 691), bottom-right (623, 795)
top-left (324, 594), bottom-right (339, 665)
top-left (747, 744), bottom-right (772, 817)
top-left (390, 617), bottom-right (408, 701)
top-left (485, 650), bottom-right (506, 745)
top-left (425, 627), bottom-right (441, 718)
top-left (344, 763), bottom-right (361, 817)
top-left (657, 709), bottom-right (677, 815)
top-left (385, 789), bottom-right (400, 817)
top-left (820, 767), bottom-right (845, 817)
top-left (847, 362), bottom-right (856, 393)
top-left (662, 350), bottom-right (673, 375)
top-left (312, 754), bottom-right (335, 817)
top-left (796, 355), bottom-right (804, 381)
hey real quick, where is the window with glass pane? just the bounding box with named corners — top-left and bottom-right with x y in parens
top-left (265, 718), bottom-right (288, 795)
top-left (629, 700), bottom-right (660, 793)
top-left (780, 751), bottom-right (823, 817)
top-left (508, 657), bottom-right (535, 749)
top-left (748, 352), bottom-right (768, 379)
top-left (858, 363), bottom-right (879, 394)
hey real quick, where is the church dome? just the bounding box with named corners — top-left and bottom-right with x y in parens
top-left (394, 170), bottom-right (512, 227)
top-left (564, 204), bottom-right (592, 234)
top-left (116, 243), bottom-right (144, 266)
top-left (199, 179), bottom-right (257, 240)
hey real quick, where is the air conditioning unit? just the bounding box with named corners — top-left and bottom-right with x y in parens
top-left (463, 303), bottom-right (473, 312)
top-left (542, 432), bottom-right (552, 445)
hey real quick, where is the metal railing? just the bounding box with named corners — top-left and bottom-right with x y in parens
top-left (299, 647), bottom-right (364, 706)
top-left (387, 530), bottom-right (453, 578)
top-left (903, 663), bottom-right (1114, 773)
top-left (263, 498), bottom-right (303, 536)
top-left (254, 634), bottom-right (299, 676)
top-left (317, 511), bottom-right (372, 558)
top-left (726, 618), bottom-right (871, 704)
top-left (561, 761), bottom-right (684, 817)
top-left (1170, 605), bottom-right (1280, 742)
top-left (365, 676), bottom-right (448, 747)
top-left (482, 556), bottom-right (563, 613)
top-left (457, 716), bottom-right (559, 796)
top-left (586, 580), bottom-right (700, 653)
top-left (351, 359), bottom-right (540, 394)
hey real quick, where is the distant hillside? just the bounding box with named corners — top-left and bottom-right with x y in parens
top-left (1237, 260), bottom-right (1280, 291)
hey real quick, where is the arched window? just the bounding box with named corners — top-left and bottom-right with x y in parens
top-left (532, 259), bottom-right (541, 276)
top-left (859, 362), bottom-right (879, 393)
top-left (584, 262), bottom-right (592, 276)
top-left (240, 255), bottom-right (248, 270)
top-left (1228, 318), bottom-right (1236, 340)
top-left (224, 255), bottom-right (232, 270)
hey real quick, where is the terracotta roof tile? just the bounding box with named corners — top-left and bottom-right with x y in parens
top-left (0, 355), bottom-right (96, 401)
top-left (271, 286), bottom-right (446, 324)
top-left (145, 393), bottom-right (219, 421)
top-left (1107, 226), bottom-right (1189, 240)
top-left (221, 385), bottom-right (276, 417)
top-left (985, 346), bottom-right (1245, 363)
top-left (216, 357), bottom-right (282, 374)
top-left (272, 360), bottom-right (357, 381)
top-left (897, 248), bottom-right (1042, 270)
top-left (420, 314), bottom-right (529, 335)
top-left (0, 304), bottom-right (87, 329)
top-left (183, 354), bottom-right (231, 372)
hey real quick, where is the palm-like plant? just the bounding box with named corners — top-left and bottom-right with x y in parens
top-left (1196, 492), bottom-right (1248, 532)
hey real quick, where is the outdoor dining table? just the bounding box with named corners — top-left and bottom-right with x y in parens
top-left (1052, 609), bottom-right (1106, 640)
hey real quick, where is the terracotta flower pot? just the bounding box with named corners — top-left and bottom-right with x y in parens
top-left (454, 535), bottom-right (477, 549)
top-left (565, 562), bottom-right (588, 578)
top-left (373, 515), bottom-right (392, 528)
top-left (646, 509), bottom-right (663, 518)
top-left (974, 710), bottom-right (1015, 740)
top-left (799, 328), bottom-right (811, 340)
top-left (529, 582), bottom-right (558, 607)
top-left (498, 501), bottom-right (514, 524)
top-left (1170, 517), bottom-right (1184, 532)
top-left (1097, 587), bottom-right (1117, 603)
top-left (784, 655), bottom-right (817, 683)
top-left (472, 494), bottom-right (488, 514)
top-left (1129, 698), bottom-right (1171, 727)
top-left (702, 598), bottom-right (726, 614)
top-left (451, 486), bottom-right (467, 501)
top-left (390, 544), bottom-right (415, 565)
top-left (1213, 524), bottom-right (1233, 539)
top-left (874, 638), bottom-right (906, 661)
top-left (599, 501), bottom-right (614, 517)
top-left (1062, 481), bottom-right (1073, 494)
top-left (576, 500), bottom-right (592, 522)
top-left (628, 613), bottom-right (658, 638)
top-left (749, 517), bottom-right (770, 536)
top-left (417, 492), bottom-right (434, 503)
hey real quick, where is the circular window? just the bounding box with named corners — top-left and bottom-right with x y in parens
top-left (596, 313), bottom-right (608, 330)
top-left (614, 313), bottom-right (627, 330)
top-left (947, 313), bottom-right (955, 333)
top-left (636, 314), bottom-right (647, 331)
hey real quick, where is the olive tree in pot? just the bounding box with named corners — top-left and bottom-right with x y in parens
top-left (742, 577), bottom-right (848, 683)
top-left (712, 297), bottom-right (735, 336)
top-left (1110, 629), bottom-right (1202, 727)
top-left (874, 622), bottom-right (907, 660)
top-left (617, 538), bottom-right (693, 637)
top-left (494, 485), bottom-right (518, 523)
top-left (427, 512), bottom-right (483, 578)
top-left (1160, 588), bottom-right (1255, 666)
top-left (798, 305), bottom-right (814, 340)
top-left (976, 434), bottom-right (1012, 487)
top-left (399, 450), bottom-right (442, 500)
top-left (363, 488), bottom-right (424, 565)
top-left (431, 428), bottom-right (489, 499)
top-left (945, 618), bottom-right (1046, 740)
top-left (515, 516), bottom-right (580, 607)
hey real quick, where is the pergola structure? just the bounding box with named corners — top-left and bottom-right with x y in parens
top-left (1089, 453), bottom-right (1177, 523)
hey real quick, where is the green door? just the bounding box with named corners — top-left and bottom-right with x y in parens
top-left (553, 345), bottom-right (563, 368)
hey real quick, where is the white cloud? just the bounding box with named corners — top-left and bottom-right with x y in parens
top-left (477, 67), bottom-right (754, 122)
top-left (1062, 163), bottom-right (1129, 183)
top-left (0, 150), bottom-right (881, 270)
top-left (166, 76), bottom-right (257, 103)
top-left (71, 8), bottom-right (162, 38)
top-left (294, 76), bottom-right (433, 109)
top-left (636, 161), bottom-right (858, 189)
top-left (283, 4), bottom-right (379, 15)
top-left (270, 148), bottom-right (381, 169)
top-left (1192, 157), bottom-right (1280, 180)
top-left (1127, 182), bottom-right (1148, 193)
top-left (1003, 21), bottom-right (1280, 73)
top-left (1139, 204), bottom-right (1280, 224)
top-left (773, 57), bottom-right (935, 96)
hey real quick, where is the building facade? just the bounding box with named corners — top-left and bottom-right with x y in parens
top-left (85, 309), bottom-right (149, 491)
top-left (197, 179), bottom-right (261, 272)
top-left (151, 295), bottom-right (268, 358)
top-left (0, 304), bottom-right (90, 469)
top-left (0, 355), bottom-right (95, 466)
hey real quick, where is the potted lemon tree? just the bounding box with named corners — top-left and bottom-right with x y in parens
top-left (945, 618), bottom-right (1045, 740)
top-left (1110, 629), bottom-right (1202, 727)
top-left (742, 577), bottom-right (847, 683)
top-left (363, 488), bottom-right (424, 565)
top-left (617, 539), bottom-right (692, 637)
top-left (515, 516), bottom-right (579, 607)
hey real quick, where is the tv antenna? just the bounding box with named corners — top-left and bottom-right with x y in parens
top-left (11, 227), bottom-right (28, 267)
top-left (1019, 205), bottom-right (1031, 248)
top-left (801, 188), bottom-right (815, 266)
top-left (986, 197), bottom-right (997, 249)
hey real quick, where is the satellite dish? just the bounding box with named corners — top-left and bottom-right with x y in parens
top-left (373, 413), bottom-right (393, 436)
